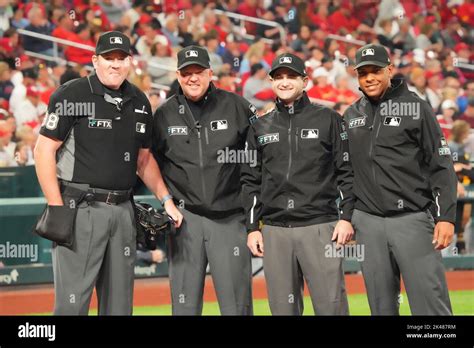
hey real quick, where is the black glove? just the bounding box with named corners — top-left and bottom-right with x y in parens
top-left (134, 201), bottom-right (171, 250)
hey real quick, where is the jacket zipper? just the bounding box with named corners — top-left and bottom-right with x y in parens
top-left (295, 127), bottom-right (299, 153)
top-left (182, 100), bottom-right (207, 200)
top-left (204, 127), bottom-right (209, 145)
top-left (196, 127), bottom-right (206, 199)
top-left (286, 116), bottom-right (292, 181)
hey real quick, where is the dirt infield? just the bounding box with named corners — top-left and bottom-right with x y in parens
top-left (1, 271), bottom-right (472, 315)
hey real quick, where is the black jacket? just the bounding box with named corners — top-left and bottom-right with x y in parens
top-left (152, 83), bottom-right (257, 218)
top-left (241, 93), bottom-right (354, 231)
top-left (343, 79), bottom-right (457, 223)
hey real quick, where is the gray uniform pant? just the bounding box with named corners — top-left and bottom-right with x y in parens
top-left (168, 208), bottom-right (253, 315)
top-left (352, 209), bottom-right (452, 315)
top-left (262, 222), bottom-right (349, 315)
top-left (52, 183), bottom-right (136, 315)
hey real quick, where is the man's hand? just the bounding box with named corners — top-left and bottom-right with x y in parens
top-left (332, 220), bottom-right (354, 248)
top-left (247, 230), bottom-right (264, 257)
top-left (433, 221), bottom-right (454, 250)
top-left (151, 249), bottom-right (165, 263)
top-left (453, 163), bottom-right (471, 172)
top-left (164, 200), bottom-right (183, 228)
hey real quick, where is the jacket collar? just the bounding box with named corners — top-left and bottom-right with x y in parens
top-left (275, 92), bottom-right (311, 113)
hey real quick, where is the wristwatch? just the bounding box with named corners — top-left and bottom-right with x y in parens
top-left (161, 194), bottom-right (173, 206)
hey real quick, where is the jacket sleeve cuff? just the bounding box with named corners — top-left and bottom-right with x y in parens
top-left (435, 216), bottom-right (455, 225)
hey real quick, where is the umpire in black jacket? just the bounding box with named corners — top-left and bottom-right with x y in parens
top-left (152, 45), bottom-right (256, 315)
top-left (242, 53), bottom-right (355, 315)
top-left (344, 44), bottom-right (456, 315)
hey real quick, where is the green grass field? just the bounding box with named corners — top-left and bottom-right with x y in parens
top-left (31, 290), bottom-right (473, 315)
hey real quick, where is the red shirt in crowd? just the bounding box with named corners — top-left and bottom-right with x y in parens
top-left (64, 34), bottom-right (95, 65)
top-left (307, 85), bottom-right (339, 103)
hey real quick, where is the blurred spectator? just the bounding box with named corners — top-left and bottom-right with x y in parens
top-left (188, 0), bottom-right (206, 41)
top-left (4, 114), bottom-right (16, 141)
top-left (392, 18), bottom-right (416, 53)
top-left (121, 1), bottom-right (145, 29)
top-left (239, 40), bottom-right (270, 76)
top-left (306, 46), bottom-right (324, 71)
top-left (436, 99), bottom-right (458, 140)
top-left (0, 28), bottom-right (24, 63)
top-left (161, 13), bottom-right (181, 48)
top-left (449, 120), bottom-right (471, 162)
top-left (221, 39), bottom-right (243, 74)
top-left (256, 10), bottom-right (280, 41)
top-left (0, 119), bottom-right (16, 166)
top-left (51, 12), bottom-right (75, 41)
top-left (10, 6), bottom-right (29, 30)
top-left (14, 124), bottom-right (37, 163)
top-left (307, 67), bottom-right (338, 103)
top-left (64, 24), bottom-right (95, 65)
top-left (0, 0), bottom-right (13, 36)
top-left (458, 98), bottom-right (474, 128)
top-left (334, 75), bottom-right (359, 105)
top-left (147, 39), bottom-right (176, 86)
top-left (9, 67), bottom-right (38, 115)
top-left (14, 141), bottom-right (34, 166)
top-left (203, 31), bottom-right (224, 74)
top-left (458, 81), bottom-right (474, 114)
top-left (425, 71), bottom-right (442, 110)
top-left (99, 0), bottom-right (128, 25)
top-left (176, 12), bottom-right (194, 48)
top-left (135, 22), bottom-right (168, 59)
top-left (237, 0), bottom-right (259, 35)
top-left (13, 86), bottom-right (46, 128)
top-left (81, 4), bottom-right (111, 32)
top-left (328, 1), bottom-right (360, 35)
top-left (22, 6), bottom-right (54, 56)
top-left (243, 63), bottom-right (273, 111)
top-left (291, 25), bottom-right (312, 54)
top-left (215, 71), bottom-right (236, 93)
top-left (0, 61), bottom-right (13, 104)
top-left (203, 9), bottom-right (230, 43)
top-left (408, 67), bottom-right (432, 105)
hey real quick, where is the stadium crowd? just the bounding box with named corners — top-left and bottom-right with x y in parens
top-left (0, 0), bottom-right (472, 218)
top-left (0, 0), bottom-right (472, 168)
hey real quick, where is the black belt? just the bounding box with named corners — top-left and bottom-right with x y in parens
top-left (59, 181), bottom-right (132, 205)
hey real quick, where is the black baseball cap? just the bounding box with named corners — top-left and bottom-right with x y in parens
top-left (269, 53), bottom-right (307, 77)
top-left (177, 45), bottom-right (211, 70)
top-left (95, 31), bottom-right (131, 56)
top-left (355, 44), bottom-right (391, 69)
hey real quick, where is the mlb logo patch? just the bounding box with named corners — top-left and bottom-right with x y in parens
top-left (110, 37), bottom-right (123, 44)
top-left (210, 120), bottom-right (228, 131)
top-left (301, 129), bottom-right (319, 139)
top-left (383, 116), bottom-right (401, 126)
top-left (362, 48), bottom-right (375, 56)
top-left (185, 50), bottom-right (198, 58)
top-left (440, 137), bottom-right (448, 147)
top-left (136, 122), bottom-right (146, 133)
top-left (280, 56), bottom-right (292, 64)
